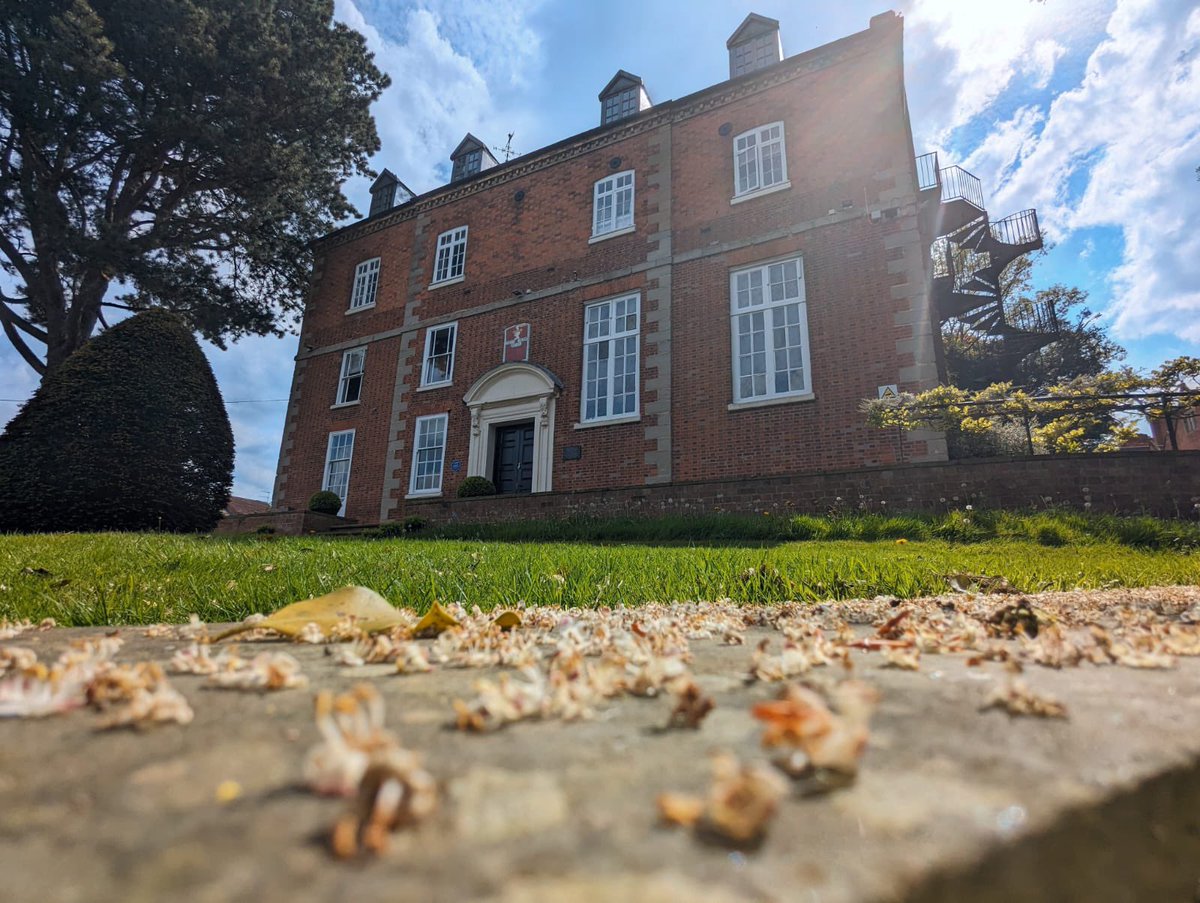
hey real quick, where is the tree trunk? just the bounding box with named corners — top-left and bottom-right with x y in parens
top-left (43, 272), bottom-right (108, 377)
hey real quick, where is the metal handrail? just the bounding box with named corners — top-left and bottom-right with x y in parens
top-left (1005, 296), bottom-right (1060, 334)
top-left (939, 165), bottom-right (985, 209)
top-left (915, 152), bottom-right (940, 192)
top-left (990, 209), bottom-right (1040, 246)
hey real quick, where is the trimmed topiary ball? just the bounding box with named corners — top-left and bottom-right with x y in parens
top-left (457, 476), bottom-right (496, 498)
top-left (307, 491), bottom-right (342, 515)
top-left (0, 309), bottom-right (233, 533)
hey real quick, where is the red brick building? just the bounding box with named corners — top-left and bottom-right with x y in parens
top-left (272, 11), bottom-right (959, 524)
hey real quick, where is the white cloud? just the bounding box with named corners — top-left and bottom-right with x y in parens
top-left (903, 0), bottom-right (1111, 145)
top-left (336, 0), bottom-right (545, 200)
top-left (987, 0), bottom-right (1200, 341)
top-left (1023, 39), bottom-right (1068, 90)
top-left (961, 105), bottom-right (1045, 193)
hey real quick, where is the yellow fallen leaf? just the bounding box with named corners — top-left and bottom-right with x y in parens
top-left (413, 601), bottom-right (460, 637)
top-left (492, 610), bottom-right (521, 630)
top-left (216, 780), bottom-right (242, 804)
top-left (212, 586), bottom-right (408, 642)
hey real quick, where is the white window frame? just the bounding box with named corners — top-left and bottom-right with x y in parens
top-left (334, 347), bottom-right (366, 406)
top-left (431, 226), bottom-right (468, 287)
top-left (581, 293), bottom-right (640, 424)
top-left (729, 257), bottom-right (812, 406)
top-left (321, 429), bottom-right (355, 516)
top-left (732, 121), bottom-right (789, 200)
top-left (349, 258), bottom-right (380, 311)
top-left (420, 322), bottom-right (457, 387)
top-left (591, 170), bottom-right (635, 241)
top-left (408, 414), bottom-right (448, 496)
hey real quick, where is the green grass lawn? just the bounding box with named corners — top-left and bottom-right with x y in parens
top-left (1, 531), bottom-right (1197, 626)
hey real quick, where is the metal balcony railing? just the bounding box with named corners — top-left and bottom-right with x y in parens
top-left (939, 165), bottom-right (985, 209)
top-left (1005, 296), bottom-right (1060, 334)
top-left (990, 209), bottom-right (1041, 246)
top-left (916, 152), bottom-right (940, 192)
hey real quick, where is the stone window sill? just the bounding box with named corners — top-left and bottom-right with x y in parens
top-left (727, 392), bottom-right (814, 411)
top-left (730, 180), bottom-right (792, 206)
top-left (588, 224), bottom-right (636, 244)
top-left (573, 414), bottom-right (641, 430)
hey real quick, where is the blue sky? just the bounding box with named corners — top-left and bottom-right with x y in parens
top-left (2, 0), bottom-right (1197, 501)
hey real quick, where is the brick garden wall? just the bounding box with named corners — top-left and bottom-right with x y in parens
top-left (403, 452), bottom-right (1200, 524)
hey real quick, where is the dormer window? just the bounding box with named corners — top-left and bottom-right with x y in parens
top-left (603, 89), bottom-right (638, 124)
top-left (598, 71), bottom-right (651, 126)
top-left (449, 133), bottom-right (497, 184)
top-left (367, 169), bottom-right (413, 217)
top-left (727, 13), bottom-right (782, 79)
top-left (453, 149), bottom-right (482, 181)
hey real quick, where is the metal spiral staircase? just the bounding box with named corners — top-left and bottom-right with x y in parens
top-left (916, 153), bottom-right (1056, 361)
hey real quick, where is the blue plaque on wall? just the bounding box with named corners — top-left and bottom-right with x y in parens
top-left (451, 460), bottom-right (462, 472)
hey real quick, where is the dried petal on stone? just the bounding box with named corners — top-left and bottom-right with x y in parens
top-left (305, 685), bottom-right (407, 795)
top-left (666, 680), bottom-right (715, 730)
top-left (207, 652), bottom-right (308, 691)
top-left (752, 681), bottom-right (878, 777)
top-left (982, 679), bottom-right (1068, 719)
top-left (330, 751), bottom-right (438, 859)
top-left (697, 753), bottom-right (787, 848)
top-left (0, 645), bottom-right (38, 675)
top-left (880, 646), bottom-right (921, 670)
top-left (656, 792), bottom-right (704, 827)
top-left (333, 646), bottom-right (366, 668)
top-left (93, 664), bottom-right (194, 729)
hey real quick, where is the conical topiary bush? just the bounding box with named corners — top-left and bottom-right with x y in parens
top-left (0, 309), bottom-right (234, 532)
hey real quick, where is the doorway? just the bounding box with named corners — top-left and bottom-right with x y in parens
top-left (492, 421), bottom-right (535, 494)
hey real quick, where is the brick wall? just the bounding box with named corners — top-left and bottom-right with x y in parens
top-left (404, 452), bottom-right (1200, 523)
top-left (274, 14), bottom-right (947, 522)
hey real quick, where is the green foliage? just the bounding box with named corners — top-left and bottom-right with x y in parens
top-left (307, 491), bottom-right (341, 516)
top-left (1107, 516), bottom-right (1174, 549)
top-left (457, 476), bottom-right (497, 498)
top-left (407, 510), bottom-right (1200, 550)
top-left (0, 0), bottom-right (389, 375)
top-left (788, 515), bottom-right (830, 540)
top-left (863, 356), bottom-right (1200, 455)
top-left (943, 255), bottom-right (1126, 392)
top-left (369, 516), bottom-right (428, 538)
top-left (1, 531), bottom-right (1196, 626)
top-left (932, 510), bottom-right (989, 543)
top-left (1035, 523), bottom-right (1069, 547)
top-left (0, 309), bottom-right (233, 532)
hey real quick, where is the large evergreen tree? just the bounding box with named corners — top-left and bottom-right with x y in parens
top-left (0, 309), bottom-right (234, 532)
top-left (0, 0), bottom-right (389, 376)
